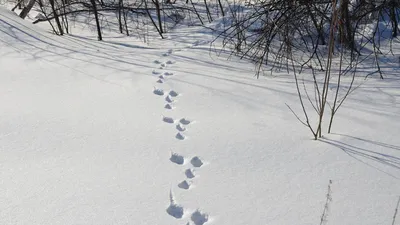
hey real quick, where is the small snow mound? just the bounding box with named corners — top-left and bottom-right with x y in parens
top-left (153, 88), bottom-right (164, 96)
top-left (170, 152), bottom-right (185, 165)
top-left (165, 103), bottom-right (174, 109)
top-left (178, 180), bottom-right (192, 190)
top-left (180, 118), bottom-right (192, 125)
top-left (176, 123), bottom-right (186, 131)
top-left (166, 95), bottom-right (175, 103)
top-left (163, 116), bottom-right (175, 123)
top-left (169, 90), bottom-right (179, 97)
top-left (185, 168), bottom-right (196, 179)
top-left (176, 132), bottom-right (186, 140)
top-left (191, 210), bottom-right (209, 225)
top-left (191, 156), bottom-right (203, 168)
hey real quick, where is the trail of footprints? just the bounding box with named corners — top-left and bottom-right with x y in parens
top-left (152, 49), bottom-right (193, 141)
top-left (168, 153), bottom-right (209, 225)
top-left (151, 49), bottom-right (210, 224)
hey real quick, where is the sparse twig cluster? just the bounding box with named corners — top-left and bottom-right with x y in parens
top-left (217, 0), bottom-right (400, 139)
top-left (9, 0), bottom-right (229, 40)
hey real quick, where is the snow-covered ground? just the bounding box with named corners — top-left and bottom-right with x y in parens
top-left (0, 6), bottom-right (399, 225)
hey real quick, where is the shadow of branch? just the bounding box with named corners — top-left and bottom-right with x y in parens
top-left (319, 136), bottom-right (400, 180)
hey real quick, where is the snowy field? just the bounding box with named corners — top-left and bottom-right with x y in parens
top-left (0, 6), bottom-right (399, 225)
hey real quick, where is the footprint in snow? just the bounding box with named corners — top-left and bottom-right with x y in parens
top-left (166, 60), bottom-right (175, 65)
top-left (154, 59), bottom-right (162, 64)
top-left (164, 72), bottom-right (174, 76)
top-left (162, 52), bottom-right (170, 57)
top-left (176, 123), bottom-right (186, 132)
top-left (153, 88), bottom-right (165, 96)
top-left (170, 152), bottom-right (185, 165)
top-left (185, 168), bottom-right (196, 179)
top-left (167, 203), bottom-right (184, 219)
top-left (163, 116), bottom-right (175, 124)
top-left (180, 118), bottom-right (193, 125)
top-left (191, 156), bottom-right (204, 168)
top-left (191, 210), bottom-right (209, 225)
top-left (166, 190), bottom-right (185, 219)
top-left (169, 90), bottom-right (179, 97)
top-left (165, 95), bottom-right (175, 103)
top-left (159, 74), bottom-right (165, 79)
top-left (160, 63), bottom-right (167, 68)
top-left (165, 103), bottom-right (175, 110)
top-left (178, 180), bottom-right (192, 190)
top-left (152, 70), bottom-right (161, 75)
top-left (176, 132), bottom-right (186, 140)
top-left (157, 79), bottom-right (164, 83)
top-left (165, 103), bottom-right (174, 109)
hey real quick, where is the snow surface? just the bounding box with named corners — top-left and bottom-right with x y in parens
top-left (0, 6), bottom-right (400, 225)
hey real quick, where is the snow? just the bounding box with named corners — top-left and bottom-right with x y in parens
top-left (1, 6), bottom-right (400, 225)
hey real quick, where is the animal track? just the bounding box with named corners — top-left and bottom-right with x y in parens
top-left (166, 190), bottom-right (185, 219)
top-left (191, 210), bottom-right (209, 225)
top-left (152, 70), bottom-right (161, 75)
top-left (180, 118), bottom-right (193, 125)
top-left (163, 116), bottom-right (175, 124)
top-left (170, 152), bottom-right (185, 165)
top-left (165, 103), bottom-right (175, 109)
top-left (176, 123), bottom-right (186, 131)
top-left (176, 132), bottom-right (186, 140)
top-left (178, 180), bottom-right (192, 190)
top-left (153, 88), bottom-right (165, 96)
top-left (190, 156), bottom-right (204, 168)
top-left (154, 53), bottom-right (212, 223)
top-left (165, 95), bottom-right (175, 103)
top-left (169, 90), bottom-right (179, 97)
top-left (185, 168), bottom-right (196, 179)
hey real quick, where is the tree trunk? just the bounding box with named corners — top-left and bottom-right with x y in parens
top-left (339, 0), bottom-right (354, 49)
top-left (118, 0), bottom-right (123, 33)
top-left (153, 0), bottom-right (164, 34)
top-left (123, 8), bottom-right (129, 36)
top-left (204, 0), bottom-right (212, 22)
top-left (90, 0), bottom-right (102, 40)
top-left (389, 0), bottom-right (398, 37)
top-left (19, 0), bottom-right (35, 19)
top-left (144, 0), bottom-right (163, 38)
top-left (49, 0), bottom-right (64, 35)
top-left (217, 0), bottom-right (224, 17)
